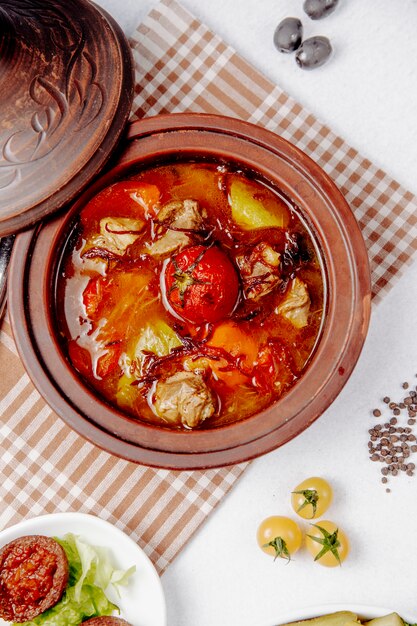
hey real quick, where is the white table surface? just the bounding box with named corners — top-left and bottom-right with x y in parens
top-left (96, 1), bottom-right (417, 624)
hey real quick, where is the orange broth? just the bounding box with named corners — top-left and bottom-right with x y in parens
top-left (56, 162), bottom-right (325, 429)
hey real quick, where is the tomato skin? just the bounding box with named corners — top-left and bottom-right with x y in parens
top-left (253, 340), bottom-right (296, 394)
top-left (164, 245), bottom-right (239, 325)
top-left (82, 276), bottom-right (105, 318)
top-left (81, 181), bottom-right (160, 226)
top-left (67, 341), bottom-right (92, 379)
top-left (67, 340), bottom-right (121, 380)
top-left (256, 516), bottom-right (302, 560)
top-left (96, 343), bottom-right (122, 378)
top-left (291, 476), bottom-right (333, 520)
top-left (305, 520), bottom-right (349, 567)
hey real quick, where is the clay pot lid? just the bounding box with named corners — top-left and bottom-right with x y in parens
top-left (0, 0), bottom-right (134, 236)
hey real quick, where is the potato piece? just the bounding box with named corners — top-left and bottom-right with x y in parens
top-left (279, 611), bottom-right (360, 626)
top-left (229, 177), bottom-right (289, 230)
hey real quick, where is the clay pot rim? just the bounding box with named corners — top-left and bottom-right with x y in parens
top-left (8, 113), bottom-right (371, 469)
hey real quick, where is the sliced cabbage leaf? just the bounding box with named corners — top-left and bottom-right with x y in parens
top-left (134, 321), bottom-right (182, 361)
top-left (276, 277), bottom-right (311, 328)
top-left (117, 320), bottom-right (182, 407)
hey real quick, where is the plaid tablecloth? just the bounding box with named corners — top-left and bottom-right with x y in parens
top-left (0, 0), bottom-right (416, 574)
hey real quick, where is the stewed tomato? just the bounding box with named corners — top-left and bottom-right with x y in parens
top-left (164, 245), bottom-right (239, 325)
top-left (67, 340), bottom-right (122, 380)
top-left (82, 275), bottom-right (107, 318)
top-left (80, 181), bottom-right (161, 226)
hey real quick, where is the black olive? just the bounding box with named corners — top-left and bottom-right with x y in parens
top-left (303, 0), bottom-right (339, 20)
top-left (273, 17), bottom-right (303, 53)
top-left (295, 36), bottom-right (332, 69)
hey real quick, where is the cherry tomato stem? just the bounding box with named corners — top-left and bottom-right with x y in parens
top-left (291, 477), bottom-right (333, 519)
top-left (257, 516), bottom-right (302, 561)
top-left (305, 520), bottom-right (349, 567)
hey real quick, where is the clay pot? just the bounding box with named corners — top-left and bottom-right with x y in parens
top-left (8, 113), bottom-right (371, 469)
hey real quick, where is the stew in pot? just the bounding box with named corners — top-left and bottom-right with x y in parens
top-left (56, 161), bottom-right (325, 430)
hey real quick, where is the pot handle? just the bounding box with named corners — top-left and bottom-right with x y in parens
top-left (0, 235), bottom-right (15, 321)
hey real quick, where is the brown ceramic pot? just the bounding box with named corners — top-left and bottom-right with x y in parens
top-left (8, 113), bottom-right (371, 469)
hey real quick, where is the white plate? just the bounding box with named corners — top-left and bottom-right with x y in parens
top-left (0, 512), bottom-right (166, 626)
top-left (271, 604), bottom-right (416, 626)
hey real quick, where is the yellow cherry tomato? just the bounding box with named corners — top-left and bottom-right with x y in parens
top-left (257, 516), bottom-right (303, 561)
top-left (291, 476), bottom-right (333, 519)
top-left (305, 520), bottom-right (349, 567)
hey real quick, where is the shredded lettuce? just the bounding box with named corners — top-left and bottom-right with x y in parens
top-left (13, 533), bottom-right (135, 626)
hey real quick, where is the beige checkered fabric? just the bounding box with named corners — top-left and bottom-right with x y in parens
top-left (0, 312), bottom-right (246, 572)
top-left (1, 0), bottom-right (416, 573)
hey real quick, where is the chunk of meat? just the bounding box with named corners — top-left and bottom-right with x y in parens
top-left (276, 277), bottom-right (311, 328)
top-left (80, 256), bottom-right (107, 275)
top-left (88, 217), bottom-right (144, 255)
top-left (146, 229), bottom-right (191, 257)
top-left (146, 199), bottom-right (206, 257)
top-left (157, 198), bottom-right (206, 229)
top-left (236, 242), bottom-right (281, 300)
top-left (154, 371), bottom-right (216, 428)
